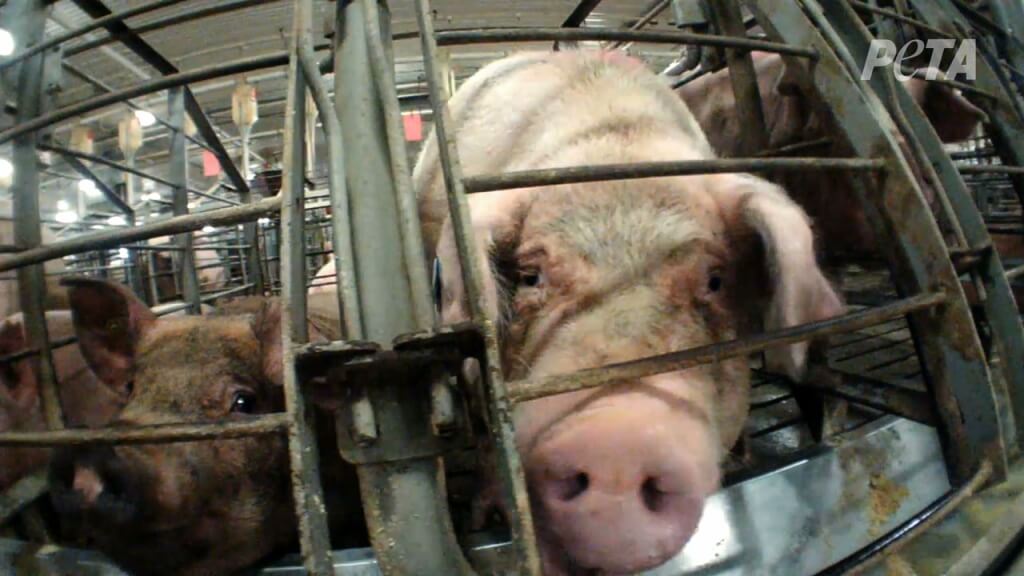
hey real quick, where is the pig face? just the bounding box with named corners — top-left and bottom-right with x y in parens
top-left (434, 173), bottom-right (840, 575)
top-left (49, 279), bottom-right (296, 576)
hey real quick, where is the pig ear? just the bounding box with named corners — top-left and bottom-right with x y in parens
top-left (905, 74), bottom-right (986, 142)
top-left (717, 175), bottom-right (844, 381)
top-left (250, 299), bottom-right (284, 386)
top-left (62, 277), bottom-right (156, 393)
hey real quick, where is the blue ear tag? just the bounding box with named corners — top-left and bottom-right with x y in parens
top-left (432, 257), bottom-right (443, 312)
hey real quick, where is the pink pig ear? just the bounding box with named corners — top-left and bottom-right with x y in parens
top-left (716, 175), bottom-right (844, 381)
top-left (62, 277), bottom-right (157, 394)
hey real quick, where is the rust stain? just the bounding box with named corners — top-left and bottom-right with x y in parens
top-left (869, 473), bottom-right (910, 537)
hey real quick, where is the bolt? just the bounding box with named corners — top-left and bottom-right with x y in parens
top-left (430, 374), bottom-right (458, 437)
top-left (350, 393), bottom-right (378, 446)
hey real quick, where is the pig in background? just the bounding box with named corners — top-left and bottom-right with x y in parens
top-left (415, 50), bottom-right (842, 575)
top-left (46, 278), bottom-right (365, 576)
top-left (146, 235), bottom-right (227, 303)
top-left (676, 51), bottom-right (986, 265)
top-left (0, 210), bottom-right (69, 317)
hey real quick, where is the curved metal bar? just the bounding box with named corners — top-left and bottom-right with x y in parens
top-left (0, 414), bottom-right (289, 446)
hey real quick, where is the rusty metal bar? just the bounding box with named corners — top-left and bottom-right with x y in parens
top-left (0, 0), bottom-right (187, 72)
top-left (847, 0), bottom-right (953, 38)
top-left (509, 292), bottom-right (944, 403)
top-left (0, 414), bottom-right (288, 447)
top-left (708, 0), bottom-right (769, 155)
top-left (807, 368), bottom-right (937, 425)
top-left (463, 157), bottom-right (885, 193)
top-left (0, 198), bottom-right (280, 273)
top-left (415, 0), bottom-right (542, 572)
top-left (435, 28), bottom-right (819, 58)
top-left (0, 51), bottom-right (290, 145)
top-left (607, 0), bottom-right (672, 50)
top-left (280, 1), bottom-right (332, 572)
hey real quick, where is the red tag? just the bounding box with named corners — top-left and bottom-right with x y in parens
top-left (203, 150), bottom-right (221, 177)
top-left (403, 113), bottom-right (423, 142)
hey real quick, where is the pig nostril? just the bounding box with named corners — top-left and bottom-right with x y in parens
top-left (641, 477), bottom-right (665, 513)
top-left (555, 472), bottom-right (590, 502)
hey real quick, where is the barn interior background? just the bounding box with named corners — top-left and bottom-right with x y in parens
top-left (0, 0), bottom-right (1023, 574)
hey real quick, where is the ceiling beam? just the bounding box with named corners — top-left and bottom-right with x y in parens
top-left (70, 0), bottom-right (251, 196)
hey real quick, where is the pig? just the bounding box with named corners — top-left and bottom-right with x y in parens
top-left (414, 51), bottom-right (842, 575)
top-left (146, 236), bottom-right (227, 304)
top-left (0, 302), bottom-right (211, 494)
top-left (0, 211), bottom-right (69, 317)
top-left (48, 279), bottom-right (364, 576)
top-left (676, 51), bottom-right (986, 264)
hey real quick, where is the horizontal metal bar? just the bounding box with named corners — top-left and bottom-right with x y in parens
top-left (755, 137), bottom-right (834, 157)
top-left (0, 196), bottom-right (281, 272)
top-left (507, 292), bottom-right (945, 403)
top-left (0, 52), bottom-right (290, 145)
top-left (0, 413), bottom-right (288, 447)
top-left (434, 28), bottom-right (819, 58)
top-left (463, 157), bottom-right (885, 194)
top-left (1006, 264), bottom-right (1024, 280)
top-left (0, 0), bottom-right (187, 72)
top-left (808, 368), bottom-right (937, 425)
top-left (897, 66), bottom-right (1002, 100)
top-left (847, 0), bottom-right (953, 38)
top-left (957, 164), bottom-right (1024, 175)
top-left (65, 0), bottom-right (279, 57)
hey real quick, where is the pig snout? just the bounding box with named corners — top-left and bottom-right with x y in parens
top-left (50, 445), bottom-right (142, 527)
top-left (524, 381), bottom-right (721, 574)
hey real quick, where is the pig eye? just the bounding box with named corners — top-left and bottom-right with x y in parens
top-left (708, 274), bottom-right (722, 293)
top-left (230, 391), bottom-right (256, 414)
top-left (519, 269), bottom-right (543, 288)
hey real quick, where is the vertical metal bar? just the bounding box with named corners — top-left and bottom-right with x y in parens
top-left (282, 2), bottom-right (332, 573)
top-left (708, 0), bottom-right (768, 155)
top-left (12, 0), bottom-right (63, 431)
top-left (334, 1), bottom-right (474, 574)
top-left (167, 88), bottom-right (201, 314)
top-left (413, 0), bottom-right (542, 573)
top-left (239, 124), bottom-right (265, 295)
top-left (747, 0), bottom-right (1007, 483)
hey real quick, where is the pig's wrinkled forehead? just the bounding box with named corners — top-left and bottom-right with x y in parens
top-left (526, 181), bottom-right (723, 265)
top-left (137, 317), bottom-right (261, 371)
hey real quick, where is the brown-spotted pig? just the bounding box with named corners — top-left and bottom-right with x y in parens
top-left (414, 51), bottom-right (843, 575)
top-left (48, 278), bottom-right (364, 576)
top-left (676, 51), bottom-right (985, 264)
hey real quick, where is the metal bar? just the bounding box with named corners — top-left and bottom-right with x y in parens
top-left (0, 0), bottom-right (187, 72)
top-left (11, 0), bottom-right (64, 432)
top-left (560, 0), bottom-right (603, 28)
top-left (65, 0), bottom-right (279, 57)
top-left (808, 368), bottom-right (936, 425)
top-left (1006, 264), bottom-right (1024, 280)
top-left (822, 458), bottom-right (992, 576)
top-left (958, 164), bottom-right (1024, 175)
top-left (237, 119), bottom-right (265, 295)
top-left (168, 88), bottom-right (201, 315)
top-left (337, 2), bottom-right (472, 574)
top-left (414, 0), bottom-right (542, 572)
top-left (750, 0), bottom-right (1006, 483)
top-left (280, 2), bottom-right (332, 571)
top-left (463, 157), bottom-right (885, 193)
top-left (297, 43), bottom-right (361, 336)
top-left (0, 51), bottom-right (290, 145)
top-left (607, 0), bottom-right (672, 50)
top-left (0, 414), bottom-right (288, 447)
top-left (435, 28), bottom-right (819, 58)
top-left (363, 0), bottom-right (433, 330)
top-left (0, 197), bottom-right (281, 273)
top-left (847, 0), bottom-right (953, 38)
top-left (57, 153), bottom-right (132, 215)
top-left (0, 472), bottom-right (47, 527)
top-left (707, 0), bottom-right (768, 155)
top-left (509, 292), bottom-right (943, 403)
top-left (70, 0), bottom-right (253, 197)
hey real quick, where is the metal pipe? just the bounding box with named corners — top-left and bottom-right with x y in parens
top-left (0, 472), bottom-right (48, 527)
top-left (414, 0), bottom-right (542, 572)
top-left (607, 0), bottom-right (672, 51)
top-left (707, 0), bottom-right (768, 156)
top-left (0, 414), bottom-right (289, 447)
top-left (0, 0), bottom-right (188, 72)
top-left (297, 42), bottom-right (362, 337)
top-left (958, 164), bottom-right (1024, 175)
top-left (508, 292), bottom-right (945, 403)
top-left (280, 2), bottom-right (332, 571)
top-left (0, 197), bottom-right (282, 273)
top-left (168, 88), bottom-right (202, 314)
top-left (846, 0), bottom-right (953, 38)
top-left (435, 28), bottom-right (819, 58)
top-left (0, 51), bottom-right (291, 145)
top-left (463, 157), bottom-right (885, 193)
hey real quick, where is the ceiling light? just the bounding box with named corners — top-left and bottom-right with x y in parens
top-left (0, 29), bottom-right (14, 58)
top-left (55, 211), bottom-right (78, 224)
top-left (257, 217), bottom-right (271, 226)
top-left (134, 110), bottom-right (156, 128)
top-left (56, 200), bottom-right (70, 211)
top-left (118, 248), bottom-right (129, 258)
top-left (202, 225), bottom-right (216, 233)
top-left (0, 158), bottom-right (12, 187)
top-left (78, 179), bottom-right (100, 196)
top-left (91, 224), bottom-right (105, 230)
top-left (107, 215), bottom-right (126, 226)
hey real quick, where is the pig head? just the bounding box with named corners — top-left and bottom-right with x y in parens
top-left (416, 51), bottom-right (842, 575)
top-left (677, 52), bottom-right (986, 264)
top-left (48, 279), bottom-right (363, 576)
top-left (0, 311), bottom-right (125, 492)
